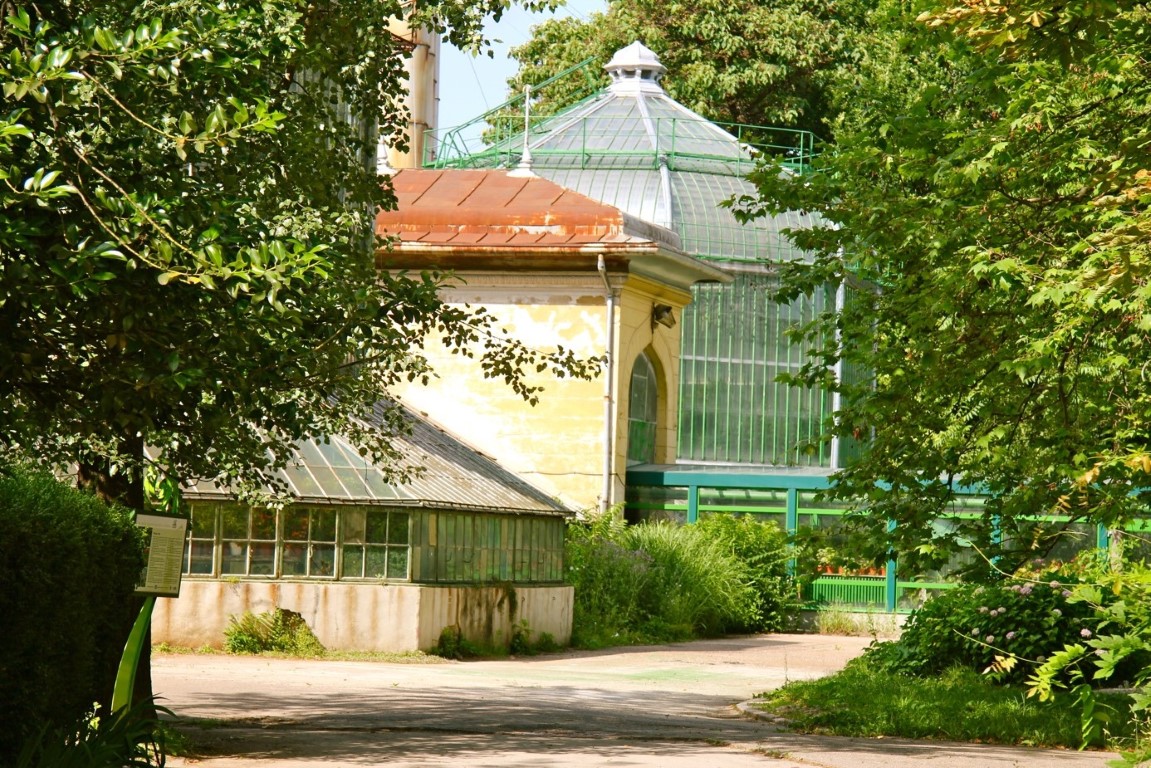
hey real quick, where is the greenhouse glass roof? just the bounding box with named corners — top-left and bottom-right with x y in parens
top-left (174, 404), bottom-right (568, 514)
top-left (428, 41), bottom-right (819, 265)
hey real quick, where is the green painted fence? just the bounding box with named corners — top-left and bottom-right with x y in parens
top-left (626, 467), bottom-right (1111, 613)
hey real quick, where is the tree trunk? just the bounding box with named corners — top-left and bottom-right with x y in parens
top-left (77, 433), bottom-right (155, 715)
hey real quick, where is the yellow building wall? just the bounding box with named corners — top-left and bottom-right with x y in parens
top-left (392, 271), bottom-right (692, 512)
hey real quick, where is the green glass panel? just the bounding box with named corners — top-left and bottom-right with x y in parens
top-left (190, 505), bottom-right (215, 537)
top-left (188, 541), bottom-right (213, 575)
top-left (365, 546), bottom-right (389, 578)
top-left (386, 548), bottom-right (408, 579)
top-left (283, 463), bottom-right (322, 497)
top-left (342, 509), bottom-right (366, 544)
top-left (252, 509), bottom-right (276, 540)
top-left (342, 546), bottom-right (364, 578)
top-left (334, 468), bottom-right (368, 496)
top-left (388, 512), bottom-right (409, 545)
top-left (250, 542), bottom-right (275, 574)
top-left (220, 507), bottom-right (247, 538)
top-left (366, 510), bottom-right (389, 543)
top-left (678, 273), bottom-right (831, 467)
top-left (284, 509), bottom-right (310, 541)
top-left (221, 542), bottom-right (248, 574)
top-left (310, 545), bottom-right (336, 577)
top-left (282, 542), bottom-right (307, 576)
top-left (314, 509), bottom-right (337, 541)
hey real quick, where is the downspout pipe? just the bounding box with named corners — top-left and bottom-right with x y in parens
top-left (597, 254), bottom-right (617, 516)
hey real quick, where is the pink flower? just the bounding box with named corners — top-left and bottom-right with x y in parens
top-left (1081, 628), bottom-right (1092, 638)
top-left (986, 635), bottom-right (996, 643)
top-left (1006, 631), bottom-right (1016, 640)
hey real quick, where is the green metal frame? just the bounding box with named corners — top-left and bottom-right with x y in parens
top-left (626, 467), bottom-right (1112, 613)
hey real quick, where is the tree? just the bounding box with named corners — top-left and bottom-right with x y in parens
top-left (499, 0), bottom-right (869, 137)
top-left (2, 0), bottom-right (591, 502)
top-left (1, 0), bottom-right (591, 706)
top-left (744, 0), bottom-right (1151, 575)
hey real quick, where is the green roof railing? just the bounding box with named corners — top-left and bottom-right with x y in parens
top-left (423, 58), bottom-right (819, 174)
top-left (424, 56), bottom-right (602, 168)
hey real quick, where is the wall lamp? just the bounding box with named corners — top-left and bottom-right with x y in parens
top-left (651, 303), bottom-right (676, 330)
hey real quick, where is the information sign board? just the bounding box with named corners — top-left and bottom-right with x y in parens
top-left (135, 512), bottom-right (189, 597)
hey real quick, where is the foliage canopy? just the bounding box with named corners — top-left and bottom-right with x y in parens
top-left (500, 0), bottom-right (867, 136)
top-left (0, 0), bottom-right (590, 506)
top-left (746, 0), bottom-right (1151, 572)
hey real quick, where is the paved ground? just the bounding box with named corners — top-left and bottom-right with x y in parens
top-left (156, 634), bottom-right (1119, 768)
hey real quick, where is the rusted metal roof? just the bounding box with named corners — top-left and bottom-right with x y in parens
top-left (374, 168), bottom-right (731, 288)
top-left (376, 168), bottom-right (680, 250)
top-left (178, 404), bottom-right (568, 515)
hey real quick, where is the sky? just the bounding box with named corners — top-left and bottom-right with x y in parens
top-left (436, 0), bottom-right (606, 145)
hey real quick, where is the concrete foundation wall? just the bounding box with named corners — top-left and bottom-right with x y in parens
top-left (152, 580), bottom-right (574, 652)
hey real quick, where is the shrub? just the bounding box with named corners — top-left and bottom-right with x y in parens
top-left (695, 513), bottom-right (797, 632)
top-left (430, 625), bottom-right (483, 660)
top-left (564, 512), bottom-right (784, 647)
top-left (0, 467), bottom-right (146, 763)
top-left (565, 512), bottom-right (652, 648)
top-left (224, 608), bottom-right (325, 656)
top-left (866, 566), bottom-right (1101, 684)
top-left (15, 698), bottom-right (170, 768)
top-left (623, 521), bottom-right (756, 638)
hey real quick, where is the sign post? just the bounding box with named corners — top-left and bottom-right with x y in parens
top-left (113, 511), bottom-right (189, 711)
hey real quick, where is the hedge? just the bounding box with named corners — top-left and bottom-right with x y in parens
top-left (0, 467), bottom-right (146, 763)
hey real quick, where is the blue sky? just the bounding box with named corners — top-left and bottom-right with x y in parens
top-left (437, 0), bottom-right (606, 143)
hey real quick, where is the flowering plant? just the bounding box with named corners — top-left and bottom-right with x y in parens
top-left (866, 560), bottom-right (1102, 684)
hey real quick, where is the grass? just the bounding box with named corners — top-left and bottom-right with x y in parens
top-left (812, 603), bottom-right (902, 638)
top-left (755, 659), bottom-right (1136, 750)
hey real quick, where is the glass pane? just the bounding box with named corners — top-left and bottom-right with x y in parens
top-left (387, 512), bottom-right (409, 545)
top-left (310, 545), bottom-right (336, 577)
top-left (309, 466), bottom-right (344, 498)
top-left (366, 511), bottom-right (389, 543)
top-left (283, 462), bottom-right (322, 497)
top-left (386, 547), bottom-right (409, 579)
top-left (189, 541), bottom-right (214, 575)
top-left (282, 542), bottom-right (307, 576)
top-left (220, 507), bottom-right (248, 539)
top-left (335, 468), bottom-right (369, 496)
top-left (221, 541), bottom-right (248, 574)
top-left (190, 505), bottom-right (215, 537)
top-left (364, 546), bottom-right (389, 578)
top-left (250, 542), bottom-right (275, 575)
top-left (342, 546), bottom-right (364, 578)
top-left (284, 509), bottom-right (310, 542)
top-left (252, 509), bottom-right (277, 540)
top-left (313, 509), bottom-right (337, 541)
top-left (342, 510), bottom-right (366, 544)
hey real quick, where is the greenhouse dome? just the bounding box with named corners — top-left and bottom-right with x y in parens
top-left (429, 41), bottom-right (818, 266)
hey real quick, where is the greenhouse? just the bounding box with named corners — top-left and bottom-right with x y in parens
top-left (429, 42), bottom-right (849, 476)
top-left (152, 405), bottom-right (573, 651)
top-left (423, 41), bottom-right (1105, 609)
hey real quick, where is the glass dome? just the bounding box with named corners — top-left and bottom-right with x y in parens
top-left (429, 41), bottom-right (818, 265)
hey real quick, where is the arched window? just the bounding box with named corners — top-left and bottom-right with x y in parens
top-left (627, 351), bottom-right (659, 465)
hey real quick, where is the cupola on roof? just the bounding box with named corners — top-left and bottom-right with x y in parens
top-left (429, 42), bottom-right (819, 265)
